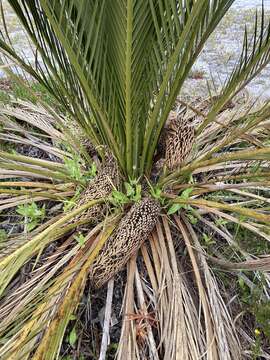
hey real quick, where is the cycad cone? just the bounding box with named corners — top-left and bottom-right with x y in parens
top-left (90, 198), bottom-right (161, 288)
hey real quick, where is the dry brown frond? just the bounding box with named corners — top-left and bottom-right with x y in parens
top-left (175, 215), bottom-right (241, 359)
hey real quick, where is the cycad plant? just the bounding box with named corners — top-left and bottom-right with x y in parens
top-left (0, 1), bottom-right (270, 359)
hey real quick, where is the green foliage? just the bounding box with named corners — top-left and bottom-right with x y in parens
top-left (0, 90), bottom-right (10, 103)
top-left (124, 180), bottom-right (141, 202)
top-left (68, 326), bottom-right (77, 347)
top-left (214, 218), bottom-right (229, 227)
top-left (63, 199), bottom-right (76, 213)
top-left (87, 162), bottom-right (97, 179)
top-left (179, 188), bottom-right (194, 200)
top-left (110, 179), bottom-right (142, 207)
top-left (64, 152), bottom-right (97, 185)
top-left (202, 233), bottom-right (216, 246)
top-left (150, 186), bottom-right (164, 203)
top-left (110, 190), bottom-right (129, 207)
top-left (74, 233), bottom-right (86, 248)
top-left (186, 212), bottom-right (198, 225)
top-left (69, 314), bottom-right (76, 321)
top-left (238, 273), bottom-right (270, 341)
top-left (0, 0), bottom-right (240, 176)
top-left (167, 187), bottom-right (194, 215)
top-left (255, 303), bottom-right (270, 339)
top-left (106, 342), bottom-right (118, 358)
top-left (64, 155), bottom-right (82, 182)
top-left (167, 203), bottom-right (184, 215)
top-left (226, 222), bottom-right (270, 255)
top-left (252, 332), bottom-right (262, 360)
top-left (16, 202), bottom-right (45, 231)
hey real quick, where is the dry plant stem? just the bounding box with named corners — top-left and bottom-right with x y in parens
top-left (181, 216), bottom-right (241, 359)
top-left (0, 197), bottom-right (105, 268)
top-left (158, 219), bottom-right (183, 359)
top-left (161, 147), bottom-right (270, 185)
top-left (149, 233), bottom-right (162, 282)
top-left (0, 195), bottom-right (58, 211)
top-left (0, 188), bottom-right (74, 201)
top-left (148, 230), bottom-right (171, 356)
top-left (161, 217), bottom-right (204, 359)
top-left (99, 278), bottom-right (114, 360)
top-left (32, 226), bottom-right (115, 360)
top-left (148, 220), bottom-right (205, 359)
top-left (141, 243), bottom-right (158, 293)
top-left (0, 223), bottom-right (107, 359)
top-left (0, 236), bottom-right (75, 331)
top-left (188, 181), bottom-right (270, 196)
top-left (171, 198), bottom-right (270, 223)
top-left (117, 255), bottom-right (137, 360)
top-left (174, 216), bottom-right (218, 360)
top-left (196, 207), bottom-right (270, 242)
top-left (0, 181), bottom-right (73, 190)
top-left (208, 254), bottom-right (270, 271)
top-left (0, 198), bottom-right (106, 298)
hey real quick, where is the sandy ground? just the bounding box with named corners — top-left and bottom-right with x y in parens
top-left (183, 0), bottom-right (270, 99)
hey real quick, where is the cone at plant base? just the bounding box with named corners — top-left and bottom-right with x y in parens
top-left (90, 198), bottom-right (161, 288)
top-left (71, 151), bottom-right (120, 225)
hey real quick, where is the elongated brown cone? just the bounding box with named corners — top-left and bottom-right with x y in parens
top-left (90, 198), bottom-right (161, 288)
top-left (164, 116), bottom-right (194, 170)
top-left (71, 151), bottom-right (120, 225)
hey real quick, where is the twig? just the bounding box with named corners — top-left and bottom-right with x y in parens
top-left (99, 278), bottom-right (114, 360)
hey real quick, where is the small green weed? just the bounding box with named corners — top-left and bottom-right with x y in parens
top-left (238, 273), bottom-right (270, 345)
top-left (150, 186), bottom-right (164, 204)
top-left (252, 330), bottom-right (262, 360)
top-left (124, 180), bottom-right (142, 202)
top-left (16, 202), bottom-right (45, 231)
top-left (74, 233), bottom-right (86, 248)
top-left (110, 179), bottom-right (142, 207)
top-left (167, 187), bottom-right (193, 215)
top-left (68, 326), bottom-right (77, 347)
top-left (64, 154), bottom-right (97, 185)
top-left (202, 232), bottom-right (216, 246)
top-left (214, 218), bottom-right (228, 227)
top-left (106, 342), bottom-right (118, 358)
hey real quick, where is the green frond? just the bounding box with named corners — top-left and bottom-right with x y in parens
top-left (142, 0), bottom-right (234, 173)
top-left (0, 0), bottom-right (236, 176)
